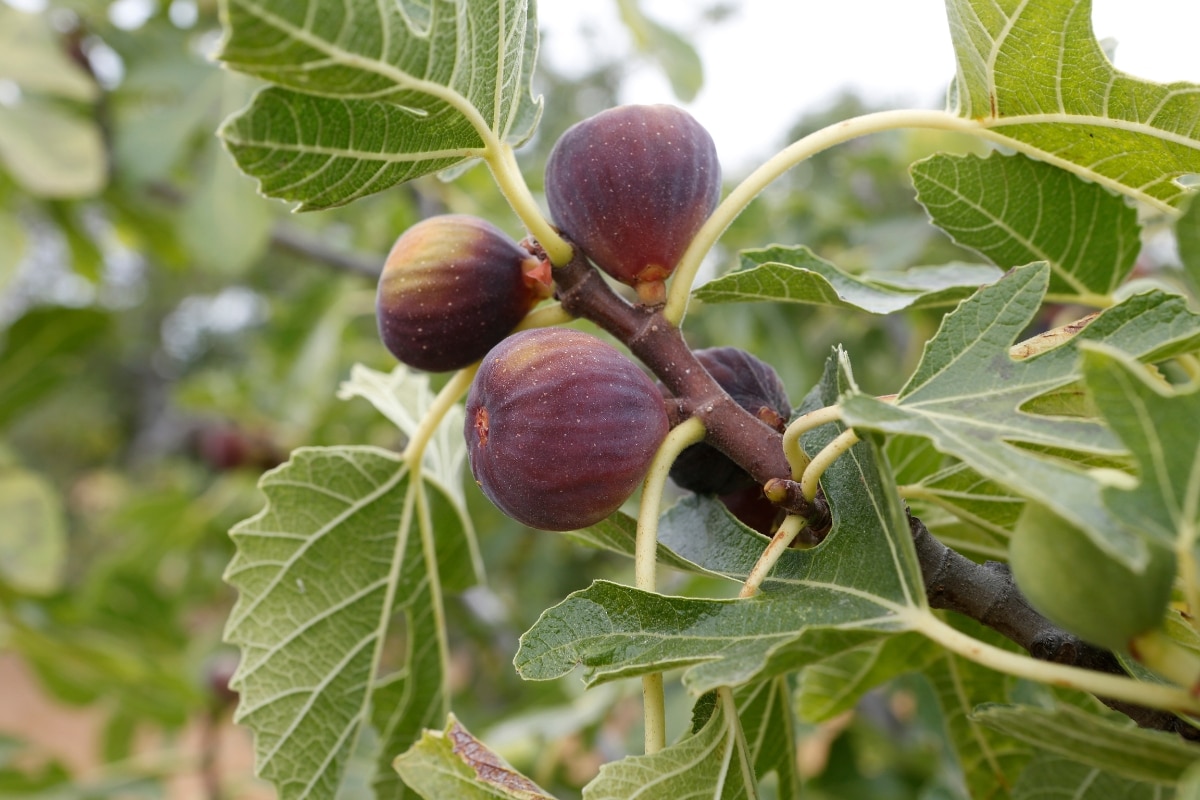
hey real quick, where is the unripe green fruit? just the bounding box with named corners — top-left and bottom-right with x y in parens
top-left (665, 347), bottom-right (791, 496)
top-left (1009, 502), bottom-right (1176, 653)
top-left (545, 104), bottom-right (721, 304)
top-left (376, 215), bottom-right (548, 372)
top-left (464, 328), bottom-right (669, 531)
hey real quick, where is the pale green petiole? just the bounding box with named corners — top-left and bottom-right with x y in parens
top-left (663, 109), bottom-right (989, 326)
top-left (484, 142), bottom-right (573, 266)
top-left (635, 417), bottom-right (706, 754)
top-left (740, 514), bottom-right (808, 598)
top-left (401, 366), bottom-right (478, 467)
top-left (909, 609), bottom-right (1200, 716)
top-left (781, 404), bottom-right (844, 479)
top-left (800, 429), bottom-right (861, 502)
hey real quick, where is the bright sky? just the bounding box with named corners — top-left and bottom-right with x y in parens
top-left (539, 1), bottom-right (1200, 173)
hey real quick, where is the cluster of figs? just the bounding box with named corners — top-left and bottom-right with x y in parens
top-left (376, 104), bottom-right (790, 532)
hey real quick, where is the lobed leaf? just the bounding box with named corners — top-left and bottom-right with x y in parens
top-left (563, 508), bottom-right (725, 578)
top-left (1011, 754), bottom-right (1171, 800)
top-left (945, 0), bottom-right (1200, 213)
top-left (795, 632), bottom-right (938, 723)
top-left (912, 152), bottom-right (1141, 297)
top-left (923, 621), bottom-right (1035, 798)
top-left (731, 679), bottom-right (799, 800)
top-left (693, 245), bottom-right (1001, 312)
top-left (515, 351), bottom-right (925, 695)
top-left (223, 447), bottom-right (461, 799)
top-left (582, 693), bottom-right (755, 800)
top-left (975, 703), bottom-right (1200, 785)
top-left (394, 715), bottom-right (553, 799)
top-left (840, 263), bottom-right (1200, 568)
top-left (1180, 198), bottom-right (1200, 297)
top-left (1082, 344), bottom-right (1200, 551)
top-left (217, 0), bottom-right (541, 209)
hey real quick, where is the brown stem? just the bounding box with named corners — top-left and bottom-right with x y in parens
top-left (553, 255), bottom-right (825, 526)
top-left (547, 244), bottom-right (1198, 740)
top-left (909, 514), bottom-right (1199, 741)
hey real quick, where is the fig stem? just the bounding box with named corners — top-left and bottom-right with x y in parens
top-left (718, 685), bottom-right (758, 792)
top-left (800, 429), bottom-right (861, 502)
top-left (739, 514), bottom-right (808, 598)
top-left (485, 143), bottom-right (574, 266)
top-left (636, 416), bottom-right (705, 755)
top-left (554, 255), bottom-right (798, 494)
top-left (513, 302), bottom-right (574, 332)
top-left (637, 417), bottom-right (708, 594)
top-left (641, 672), bottom-right (667, 757)
top-left (781, 404), bottom-right (844, 479)
top-left (401, 365), bottom-right (478, 467)
top-left (413, 479), bottom-right (452, 725)
top-left (908, 608), bottom-right (1200, 716)
top-left (663, 109), bottom-right (991, 326)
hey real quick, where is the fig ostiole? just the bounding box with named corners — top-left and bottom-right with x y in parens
top-left (545, 104), bottom-right (721, 305)
top-left (1008, 501), bottom-right (1176, 653)
top-left (376, 214), bottom-right (548, 373)
top-left (464, 327), bottom-right (669, 531)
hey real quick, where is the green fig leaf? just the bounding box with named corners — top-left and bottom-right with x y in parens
top-left (393, 715), bottom-right (554, 800)
top-left (945, 0), bottom-right (1200, 213)
top-left (840, 263), bottom-right (1200, 569)
top-left (912, 152), bottom-right (1141, 298)
top-left (583, 691), bottom-right (755, 800)
top-left (694, 245), bottom-right (1001, 313)
top-left (217, 0), bottom-right (541, 209)
top-left (975, 703), bottom-right (1200, 785)
top-left (224, 445), bottom-right (469, 798)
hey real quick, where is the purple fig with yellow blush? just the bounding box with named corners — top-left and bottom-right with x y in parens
top-left (545, 104), bottom-right (721, 304)
top-left (464, 328), bottom-right (669, 531)
top-left (376, 215), bottom-right (550, 372)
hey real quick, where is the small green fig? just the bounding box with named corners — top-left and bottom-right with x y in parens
top-left (545, 104), bottom-right (721, 304)
top-left (1009, 502), bottom-right (1176, 653)
top-left (464, 327), bottom-right (669, 531)
top-left (376, 215), bottom-right (549, 372)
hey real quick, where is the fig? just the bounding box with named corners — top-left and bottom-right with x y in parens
top-left (464, 327), bottom-right (669, 531)
top-left (1009, 502), bottom-right (1176, 653)
top-left (666, 347), bottom-right (791, 496)
top-left (545, 104), bottom-right (721, 304)
top-left (376, 215), bottom-right (549, 372)
top-left (719, 483), bottom-right (784, 537)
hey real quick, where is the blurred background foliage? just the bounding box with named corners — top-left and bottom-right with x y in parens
top-left (0, 1), bottom-right (1105, 798)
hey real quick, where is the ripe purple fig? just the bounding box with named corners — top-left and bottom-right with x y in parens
top-left (464, 328), bottom-right (669, 531)
top-left (666, 347), bottom-right (791, 496)
top-left (376, 215), bottom-right (550, 372)
top-left (719, 483), bottom-right (784, 538)
top-left (545, 104), bottom-right (721, 304)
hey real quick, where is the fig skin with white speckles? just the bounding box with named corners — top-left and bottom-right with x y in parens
top-left (465, 327), bottom-right (669, 531)
top-left (545, 104), bottom-right (721, 303)
top-left (376, 214), bottom-right (543, 372)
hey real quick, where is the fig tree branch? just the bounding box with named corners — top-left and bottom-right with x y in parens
top-left (551, 252), bottom-right (825, 527)
top-left (909, 514), bottom-right (1200, 741)
top-left (550, 245), bottom-right (1200, 739)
